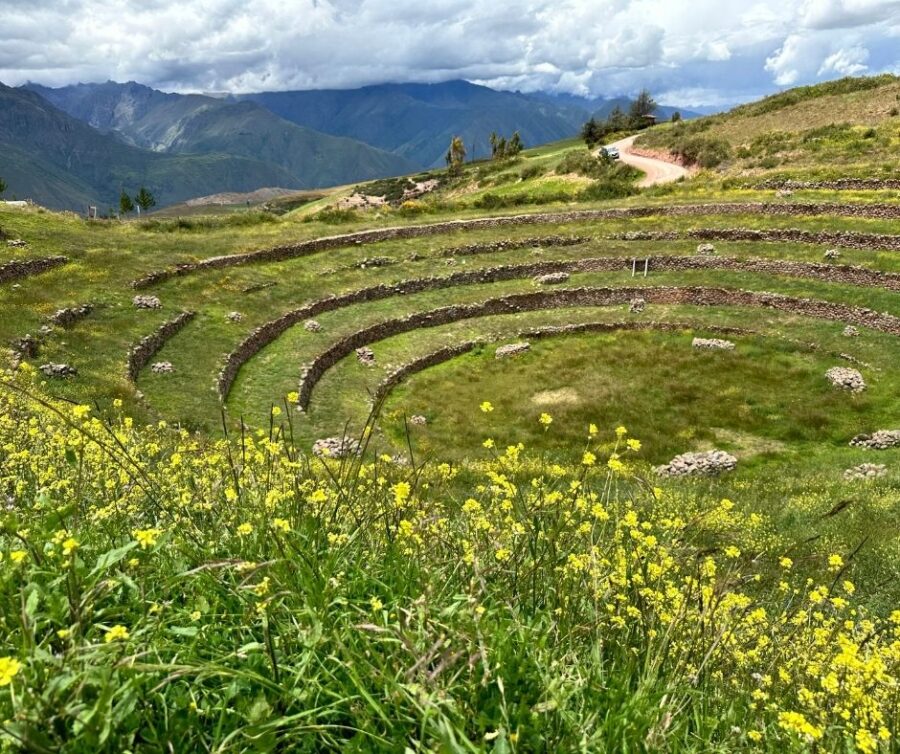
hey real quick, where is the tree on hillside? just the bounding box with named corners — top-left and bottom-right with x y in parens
top-left (489, 131), bottom-right (499, 159)
top-left (581, 117), bottom-right (602, 147)
top-left (629, 89), bottom-right (657, 126)
top-left (445, 136), bottom-right (467, 174)
top-left (0, 177), bottom-right (6, 198)
top-left (607, 105), bottom-right (628, 132)
top-left (671, 111), bottom-right (682, 123)
top-left (119, 190), bottom-right (135, 216)
top-left (134, 187), bottom-right (156, 214)
top-left (507, 131), bottom-right (524, 157)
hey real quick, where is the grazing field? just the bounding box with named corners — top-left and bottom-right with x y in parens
top-left (1, 80), bottom-right (899, 751)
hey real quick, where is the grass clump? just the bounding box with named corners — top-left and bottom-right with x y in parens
top-left (1, 373), bottom-right (898, 751)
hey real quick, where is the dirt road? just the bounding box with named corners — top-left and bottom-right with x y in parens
top-left (606, 134), bottom-right (689, 187)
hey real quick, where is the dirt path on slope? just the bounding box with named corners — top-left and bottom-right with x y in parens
top-left (607, 134), bottom-right (690, 187)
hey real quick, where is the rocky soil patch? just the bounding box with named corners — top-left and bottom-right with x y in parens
top-left (629, 298), bottom-right (646, 314)
top-left (495, 342), bottom-right (530, 359)
top-left (304, 320), bottom-right (322, 332)
top-left (655, 450), bottom-right (738, 477)
top-left (843, 463), bottom-right (888, 481)
top-left (826, 366), bottom-right (866, 392)
top-left (850, 430), bottom-right (900, 450)
top-left (312, 437), bottom-right (360, 459)
top-left (692, 337), bottom-right (735, 350)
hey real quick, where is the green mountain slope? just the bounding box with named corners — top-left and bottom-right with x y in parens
top-left (26, 81), bottom-right (416, 187)
top-left (0, 83), bottom-right (302, 211)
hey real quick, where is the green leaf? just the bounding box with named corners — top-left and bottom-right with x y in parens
top-left (89, 541), bottom-right (139, 578)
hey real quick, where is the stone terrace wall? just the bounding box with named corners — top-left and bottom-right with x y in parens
top-left (0, 256), bottom-right (68, 285)
top-left (218, 254), bottom-right (900, 402)
top-left (297, 286), bottom-right (900, 410)
top-left (132, 202), bottom-right (900, 288)
top-left (126, 311), bottom-right (196, 381)
top-left (611, 228), bottom-right (900, 251)
top-left (373, 321), bottom-right (755, 405)
top-left (759, 179), bottom-right (900, 191)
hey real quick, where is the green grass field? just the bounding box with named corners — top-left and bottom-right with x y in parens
top-left (1, 76), bottom-right (899, 751)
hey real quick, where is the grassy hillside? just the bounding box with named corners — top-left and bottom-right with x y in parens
top-left (1, 75), bottom-right (899, 751)
top-left (636, 75), bottom-right (900, 180)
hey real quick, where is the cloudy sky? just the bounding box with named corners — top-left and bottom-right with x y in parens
top-left (1, 0), bottom-right (898, 106)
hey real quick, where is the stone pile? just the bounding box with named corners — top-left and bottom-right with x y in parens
top-left (692, 337), bottom-right (735, 350)
top-left (133, 294), bottom-right (162, 309)
top-left (495, 342), bottom-right (530, 359)
top-left (304, 320), bottom-right (322, 332)
top-left (50, 304), bottom-right (93, 327)
top-left (775, 189), bottom-right (793, 198)
top-left (151, 362), bottom-right (174, 374)
top-left (655, 450), bottom-right (738, 477)
top-left (355, 347), bottom-right (376, 366)
top-left (696, 243), bottom-right (717, 256)
top-left (226, 311), bottom-right (243, 323)
top-left (843, 463), bottom-right (888, 481)
top-left (11, 334), bottom-right (39, 358)
top-left (849, 430), bottom-right (900, 450)
top-left (409, 415), bottom-right (428, 426)
top-left (826, 366), bottom-right (866, 392)
top-left (629, 297), bottom-right (646, 314)
top-left (534, 272), bottom-right (570, 285)
top-left (824, 248), bottom-right (841, 261)
top-left (312, 437), bottom-right (360, 459)
top-left (6, 239), bottom-right (27, 248)
top-left (355, 256), bottom-right (394, 269)
top-left (842, 325), bottom-right (859, 337)
top-left (39, 363), bottom-right (77, 378)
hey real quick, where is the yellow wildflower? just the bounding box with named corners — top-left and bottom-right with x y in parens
top-left (479, 401), bottom-right (494, 413)
top-left (104, 625), bottom-right (130, 643)
top-left (0, 657), bottom-right (21, 686)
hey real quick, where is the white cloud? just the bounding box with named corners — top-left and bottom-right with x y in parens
top-left (0, 0), bottom-right (897, 101)
top-left (818, 45), bottom-right (870, 75)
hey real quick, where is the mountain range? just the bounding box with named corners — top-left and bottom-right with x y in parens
top-left (2, 79), bottom-right (701, 211)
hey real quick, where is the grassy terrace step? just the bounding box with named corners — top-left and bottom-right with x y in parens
top-left (130, 201), bottom-right (900, 287)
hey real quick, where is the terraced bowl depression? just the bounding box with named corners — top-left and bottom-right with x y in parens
top-left (4, 197), bottom-right (898, 479)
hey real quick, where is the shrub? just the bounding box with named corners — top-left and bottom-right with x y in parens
top-left (304, 207), bottom-right (359, 224)
top-left (520, 163), bottom-right (545, 180)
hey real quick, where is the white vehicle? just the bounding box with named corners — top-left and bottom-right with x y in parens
top-left (603, 146), bottom-right (620, 160)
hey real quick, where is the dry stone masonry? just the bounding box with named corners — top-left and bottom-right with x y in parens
top-left (655, 450), bottom-right (738, 477)
top-left (127, 311), bottom-right (196, 381)
top-left (495, 342), bottom-right (530, 359)
top-left (49, 304), bottom-right (94, 328)
top-left (0, 256), bottom-right (68, 285)
top-left (132, 202), bottom-right (900, 289)
top-left (850, 430), bottom-right (900, 450)
top-left (825, 366), bottom-right (866, 392)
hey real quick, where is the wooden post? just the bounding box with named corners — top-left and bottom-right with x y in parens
top-left (631, 258), bottom-right (636, 277)
top-left (644, 258), bottom-right (649, 277)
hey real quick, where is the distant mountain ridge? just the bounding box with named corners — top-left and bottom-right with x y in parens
top-left (25, 81), bottom-right (416, 188)
top-left (240, 81), bottom-right (702, 167)
top-left (0, 83), bottom-right (300, 211)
